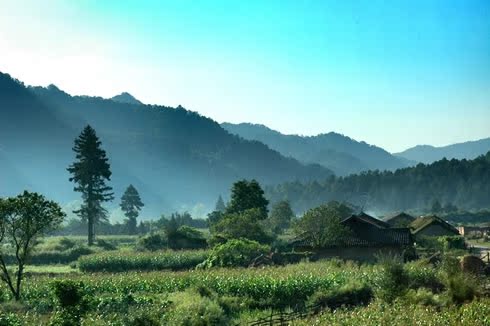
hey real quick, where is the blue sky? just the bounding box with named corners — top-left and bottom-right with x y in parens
top-left (1, 0), bottom-right (489, 152)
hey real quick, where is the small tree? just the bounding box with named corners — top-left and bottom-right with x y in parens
top-left (120, 185), bottom-right (144, 235)
top-left (214, 195), bottom-right (226, 212)
top-left (295, 202), bottom-right (353, 248)
top-left (431, 199), bottom-right (442, 214)
top-left (268, 201), bottom-right (294, 233)
top-left (67, 125), bottom-right (113, 245)
top-left (0, 191), bottom-right (65, 300)
top-left (226, 180), bottom-right (269, 219)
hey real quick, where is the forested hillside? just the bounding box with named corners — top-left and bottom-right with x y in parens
top-left (267, 153), bottom-right (490, 214)
top-left (0, 72), bottom-right (332, 215)
top-left (222, 123), bottom-right (412, 175)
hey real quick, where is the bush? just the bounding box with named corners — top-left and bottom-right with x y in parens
top-left (0, 313), bottom-right (21, 326)
top-left (200, 239), bottom-right (270, 268)
top-left (137, 233), bottom-right (167, 251)
top-left (50, 280), bottom-right (89, 326)
top-left (375, 254), bottom-right (409, 303)
top-left (438, 236), bottom-right (466, 251)
top-left (167, 226), bottom-right (207, 250)
top-left (78, 250), bottom-right (209, 272)
top-left (403, 288), bottom-right (441, 306)
top-left (96, 239), bottom-right (117, 251)
top-left (308, 281), bottom-right (373, 310)
top-left (165, 290), bottom-right (228, 326)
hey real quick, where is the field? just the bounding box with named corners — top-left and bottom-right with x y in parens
top-left (0, 235), bottom-right (489, 325)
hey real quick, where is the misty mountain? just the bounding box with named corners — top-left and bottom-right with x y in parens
top-left (396, 138), bottom-right (490, 164)
top-left (267, 152), bottom-right (490, 214)
top-left (0, 72), bottom-right (332, 216)
top-left (222, 123), bottom-right (412, 176)
top-left (111, 92), bottom-right (143, 105)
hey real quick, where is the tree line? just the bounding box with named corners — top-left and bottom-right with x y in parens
top-left (266, 152), bottom-right (490, 214)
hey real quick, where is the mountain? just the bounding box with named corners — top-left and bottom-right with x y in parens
top-left (267, 152), bottom-right (490, 214)
top-left (221, 123), bottom-right (412, 176)
top-left (396, 138), bottom-right (490, 164)
top-left (111, 92), bottom-right (143, 105)
top-left (0, 72), bottom-right (332, 216)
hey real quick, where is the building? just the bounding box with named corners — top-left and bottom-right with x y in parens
top-left (410, 215), bottom-right (459, 238)
top-left (291, 212), bottom-right (414, 262)
top-left (384, 212), bottom-right (416, 228)
top-left (457, 226), bottom-right (490, 237)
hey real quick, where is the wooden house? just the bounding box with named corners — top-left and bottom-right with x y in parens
top-left (410, 215), bottom-right (459, 238)
top-left (384, 212), bottom-right (416, 228)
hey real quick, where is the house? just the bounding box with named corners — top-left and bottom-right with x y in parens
top-left (410, 215), bottom-right (459, 238)
top-left (384, 212), bottom-right (416, 228)
top-left (291, 212), bottom-right (414, 262)
top-left (457, 226), bottom-right (490, 237)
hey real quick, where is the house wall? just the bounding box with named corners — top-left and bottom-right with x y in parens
top-left (416, 224), bottom-right (458, 237)
top-left (310, 246), bottom-right (407, 263)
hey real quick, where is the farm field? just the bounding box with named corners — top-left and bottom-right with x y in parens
top-left (0, 234), bottom-right (489, 325)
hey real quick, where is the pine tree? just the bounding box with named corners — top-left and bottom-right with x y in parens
top-left (67, 125), bottom-right (113, 245)
top-left (227, 179), bottom-right (269, 219)
top-left (120, 184), bottom-right (144, 235)
top-left (215, 195), bottom-right (226, 212)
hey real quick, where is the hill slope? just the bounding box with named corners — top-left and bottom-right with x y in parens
top-left (222, 123), bottom-right (411, 175)
top-left (0, 72), bottom-right (332, 216)
top-left (267, 153), bottom-right (490, 214)
top-left (396, 138), bottom-right (490, 164)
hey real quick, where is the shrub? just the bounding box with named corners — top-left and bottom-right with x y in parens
top-left (403, 288), bottom-right (441, 306)
top-left (200, 239), bottom-right (270, 268)
top-left (167, 226), bottom-right (207, 250)
top-left (460, 255), bottom-right (485, 275)
top-left (165, 290), bottom-right (228, 326)
top-left (137, 233), bottom-right (167, 251)
top-left (96, 239), bottom-right (117, 251)
top-left (438, 236), bottom-right (466, 251)
top-left (0, 313), bottom-right (21, 326)
top-left (308, 281), bottom-right (373, 310)
top-left (375, 254), bottom-right (409, 303)
top-left (55, 237), bottom-right (77, 251)
top-left (50, 280), bottom-right (89, 326)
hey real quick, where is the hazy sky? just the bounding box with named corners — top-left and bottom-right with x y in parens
top-left (1, 0), bottom-right (489, 152)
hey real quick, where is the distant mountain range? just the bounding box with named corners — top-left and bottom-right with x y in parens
top-left (221, 123), bottom-right (413, 176)
top-left (0, 72), bottom-right (331, 216)
top-left (395, 138), bottom-right (490, 164)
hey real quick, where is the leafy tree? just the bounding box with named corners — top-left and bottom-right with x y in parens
top-left (67, 125), bottom-right (114, 245)
top-left (211, 208), bottom-right (273, 244)
top-left (268, 200), bottom-right (294, 233)
top-left (295, 202), bottom-right (353, 248)
top-left (214, 195), bottom-right (226, 212)
top-left (227, 179), bottom-right (269, 219)
top-left (120, 185), bottom-right (144, 235)
top-left (0, 191), bottom-right (65, 300)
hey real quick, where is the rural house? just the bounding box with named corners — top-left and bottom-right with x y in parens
top-left (410, 215), bottom-right (459, 239)
top-left (384, 212), bottom-right (416, 228)
top-left (292, 212), bottom-right (414, 262)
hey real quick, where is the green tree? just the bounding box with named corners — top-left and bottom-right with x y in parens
top-left (0, 191), bottom-right (65, 300)
top-left (211, 208), bottom-right (273, 244)
top-left (295, 202), bottom-right (353, 248)
top-left (214, 195), bottom-right (226, 212)
top-left (67, 125), bottom-right (114, 245)
top-left (227, 179), bottom-right (269, 219)
top-left (268, 200), bottom-right (294, 233)
top-left (120, 184), bottom-right (144, 235)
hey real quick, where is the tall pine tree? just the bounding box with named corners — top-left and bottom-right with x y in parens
top-left (67, 125), bottom-right (113, 245)
top-left (120, 184), bottom-right (144, 235)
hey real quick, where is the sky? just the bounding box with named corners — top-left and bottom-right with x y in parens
top-left (0, 0), bottom-right (489, 152)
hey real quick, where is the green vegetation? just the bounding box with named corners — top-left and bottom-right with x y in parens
top-left (78, 250), bottom-right (209, 272)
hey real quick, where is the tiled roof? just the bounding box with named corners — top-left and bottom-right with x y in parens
top-left (342, 212), bottom-right (390, 229)
top-left (410, 215), bottom-right (459, 235)
top-left (384, 212), bottom-right (416, 227)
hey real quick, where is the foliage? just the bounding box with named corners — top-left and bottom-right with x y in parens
top-left (78, 250), bottom-right (209, 272)
top-left (0, 191), bottom-right (65, 300)
top-left (200, 239), bottom-right (270, 268)
top-left (308, 281), bottom-right (373, 310)
top-left (67, 125), bottom-right (113, 245)
top-left (437, 236), bottom-right (466, 251)
top-left (164, 290), bottom-right (229, 326)
top-left (167, 226), bottom-right (207, 250)
top-left (137, 233), bottom-right (168, 251)
top-left (226, 179), bottom-right (269, 219)
top-left (120, 185), bottom-right (144, 235)
top-left (267, 200), bottom-right (294, 233)
top-left (294, 202), bottom-right (353, 248)
top-left (267, 153), bottom-right (490, 213)
top-left (374, 254), bottom-right (409, 303)
top-left (210, 208), bottom-right (274, 244)
top-left (214, 195), bottom-right (226, 213)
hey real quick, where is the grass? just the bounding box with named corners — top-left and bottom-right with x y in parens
top-left (23, 265), bottom-right (79, 274)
